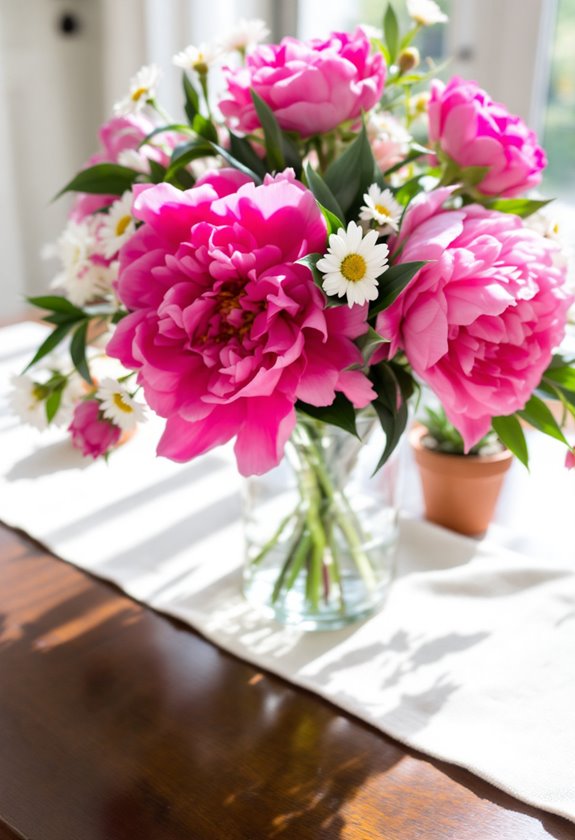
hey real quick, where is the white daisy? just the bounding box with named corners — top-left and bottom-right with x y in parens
top-left (114, 64), bottom-right (160, 116)
top-left (406, 0), bottom-right (448, 26)
top-left (9, 368), bottom-right (84, 430)
top-left (358, 23), bottom-right (383, 41)
top-left (55, 261), bottom-right (117, 308)
top-left (55, 219), bottom-right (94, 275)
top-left (117, 148), bottom-right (151, 174)
top-left (316, 221), bottom-right (389, 308)
top-left (360, 185), bottom-right (403, 233)
top-left (99, 192), bottom-right (137, 259)
top-left (10, 374), bottom-right (51, 430)
top-left (173, 43), bottom-right (223, 73)
top-left (96, 378), bottom-right (146, 432)
top-left (219, 19), bottom-right (270, 53)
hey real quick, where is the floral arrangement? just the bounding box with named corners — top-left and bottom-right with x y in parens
top-left (11, 1), bottom-right (575, 620)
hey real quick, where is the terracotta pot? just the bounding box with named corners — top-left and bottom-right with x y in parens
top-left (409, 424), bottom-right (514, 536)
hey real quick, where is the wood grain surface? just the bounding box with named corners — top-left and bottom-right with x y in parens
top-left (0, 523), bottom-right (572, 840)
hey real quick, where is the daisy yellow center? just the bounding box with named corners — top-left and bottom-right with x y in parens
top-left (131, 86), bottom-right (148, 102)
top-left (375, 203), bottom-right (391, 218)
top-left (194, 57), bottom-right (209, 74)
top-left (341, 253), bottom-right (367, 282)
top-left (115, 215), bottom-right (132, 237)
top-left (112, 392), bottom-right (134, 414)
top-left (32, 384), bottom-right (48, 402)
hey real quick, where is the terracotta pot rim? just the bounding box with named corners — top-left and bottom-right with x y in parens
top-left (409, 423), bottom-right (513, 465)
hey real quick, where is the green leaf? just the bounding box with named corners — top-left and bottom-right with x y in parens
top-left (70, 321), bottom-right (93, 384)
top-left (543, 365), bottom-right (575, 392)
top-left (43, 312), bottom-right (85, 326)
top-left (55, 164), bottom-right (138, 199)
top-left (517, 395), bottom-right (569, 444)
top-left (460, 165), bottom-right (489, 187)
top-left (147, 159), bottom-right (167, 184)
top-left (383, 3), bottom-right (400, 65)
top-left (141, 124), bottom-right (194, 146)
top-left (492, 414), bottom-right (528, 468)
top-left (280, 133), bottom-right (303, 177)
top-left (165, 139), bottom-right (214, 180)
top-left (206, 140), bottom-right (262, 184)
top-left (229, 132), bottom-right (268, 178)
top-left (45, 388), bottom-right (63, 424)
top-left (486, 197), bottom-right (552, 219)
top-left (324, 123), bottom-right (376, 216)
top-left (27, 296), bottom-right (85, 317)
top-left (369, 261), bottom-right (426, 318)
top-left (383, 146), bottom-right (430, 177)
top-left (250, 89), bottom-right (285, 172)
top-left (357, 326), bottom-right (389, 365)
top-left (304, 162), bottom-right (345, 222)
top-left (395, 174), bottom-right (428, 206)
top-left (192, 113), bottom-right (219, 143)
top-left (371, 362), bottom-right (409, 472)
top-left (296, 393), bottom-right (358, 437)
top-left (23, 323), bottom-right (74, 372)
top-left (319, 203), bottom-right (345, 237)
top-left (183, 73), bottom-right (200, 122)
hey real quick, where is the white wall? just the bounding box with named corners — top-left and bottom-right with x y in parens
top-left (0, 0), bottom-right (107, 317)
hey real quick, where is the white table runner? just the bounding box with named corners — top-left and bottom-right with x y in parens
top-left (1, 323), bottom-right (575, 823)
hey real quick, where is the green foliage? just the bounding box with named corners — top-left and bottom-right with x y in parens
top-left (55, 164), bottom-right (138, 199)
top-left (324, 123), bottom-right (377, 217)
top-left (368, 262), bottom-right (426, 318)
top-left (421, 406), bottom-right (501, 456)
top-left (370, 360), bottom-right (414, 472)
top-left (297, 393), bottom-right (359, 438)
top-left (303, 162), bottom-right (345, 223)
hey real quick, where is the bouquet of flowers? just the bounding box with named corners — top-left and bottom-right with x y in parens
top-left (13, 1), bottom-right (575, 625)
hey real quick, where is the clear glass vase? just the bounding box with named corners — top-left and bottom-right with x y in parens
top-left (242, 412), bottom-right (399, 630)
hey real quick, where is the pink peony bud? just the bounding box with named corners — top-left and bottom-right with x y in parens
top-left (68, 399), bottom-right (121, 459)
top-left (428, 77), bottom-right (546, 197)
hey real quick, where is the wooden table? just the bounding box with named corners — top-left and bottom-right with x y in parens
top-left (0, 523), bottom-right (572, 840)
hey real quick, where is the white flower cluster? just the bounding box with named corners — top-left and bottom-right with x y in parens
top-left (51, 191), bottom-right (135, 307)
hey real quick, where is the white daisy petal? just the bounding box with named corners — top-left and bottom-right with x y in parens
top-left (407, 0), bottom-right (448, 26)
top-left (99, 192), bottom-right (137, 259)
top-left (114, 64), bottom-right (160, 116)
top-left (96, 377), bottom-right (146, 432)
top-left (318, 221), bottom-right (387, 307)
top-left (219, 19), bottom-right (270, 53)
top-left (359, 184), bottom-right (403, 233)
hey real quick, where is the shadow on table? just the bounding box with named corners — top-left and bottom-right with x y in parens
top-left (4, 439), bottom-right (91, 480)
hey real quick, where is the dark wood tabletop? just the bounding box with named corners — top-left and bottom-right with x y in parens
top-left (0, 523), bottom-right (572, 840)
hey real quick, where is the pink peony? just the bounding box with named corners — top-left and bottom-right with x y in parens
top-left (428, 77), bottom-right (546, 197)
top-left (71, 115), bottom-right (181, 222)
top-left (69, 399), bottom-right (121, 459)
top-left (565, 449), bottom-right (575, 470)
top-left (219, 29), bottom-right (385, 138)
top-left (376, 188), bottom-right (572, 450)
top-left (107, 170), bottom-right (375, 476)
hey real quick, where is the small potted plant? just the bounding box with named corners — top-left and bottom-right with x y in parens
top-left (409, 406), bottom-right (514, 536)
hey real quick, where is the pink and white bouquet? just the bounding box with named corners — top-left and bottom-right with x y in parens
top-left (15, 1), bottom-right (575, 476)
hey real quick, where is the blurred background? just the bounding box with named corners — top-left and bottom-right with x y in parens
top-left (0, 0), bottom-right (573, 319)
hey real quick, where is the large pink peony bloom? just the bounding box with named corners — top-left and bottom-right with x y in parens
top-left (219, 29), bottom-right (385, 138)
top-left (107, 170), bottom-right (375, 475)
top-left (69, 400), bottom-right (121, 459)
top-left (428, 77), bottom-right (546, 197)
top-left (376, 188), bottom-right (572, 450)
